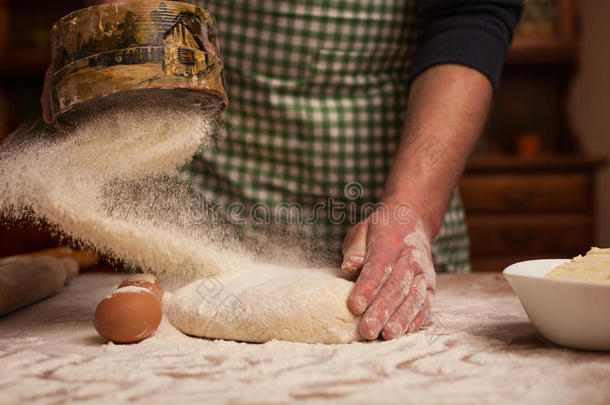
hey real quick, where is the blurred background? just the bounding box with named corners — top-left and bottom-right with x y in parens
top-left (0, 0), bottom-right (608, 271)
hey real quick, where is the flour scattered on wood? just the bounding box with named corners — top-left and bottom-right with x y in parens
top-left (3, 273), bottom-right (608, 405)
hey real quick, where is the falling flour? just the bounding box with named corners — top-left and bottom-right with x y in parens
top-left (0, 106), bottom-right (250, 283)
top-left (0, 106), bottom-right (362, 343)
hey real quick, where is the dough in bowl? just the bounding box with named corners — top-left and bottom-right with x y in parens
top-left (166, 266), bottom-right (363, 344)
top-left (545, 247), bottom-right (610, 282)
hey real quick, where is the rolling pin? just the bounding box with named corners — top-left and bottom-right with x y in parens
top-left (25, 246), bottom-right (99, 269)
top-left (0, 247), bottom-right (95, 316)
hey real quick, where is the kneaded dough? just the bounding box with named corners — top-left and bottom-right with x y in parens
top-left (546, 247), bottom-right (610, 282)
top-left (167, 266), bottom-right (363, 344)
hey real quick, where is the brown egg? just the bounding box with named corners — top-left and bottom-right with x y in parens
top-left (118, 274), bottom-right (164, 303)
top-left (94, 286), bottom-right (162, 344)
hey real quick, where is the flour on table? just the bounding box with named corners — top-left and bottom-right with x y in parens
top-left (4, 273), bottom-right (610, 405)
top-left (167, 266), bottom-right (363, 344)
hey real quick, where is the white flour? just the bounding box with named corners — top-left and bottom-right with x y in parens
top-left (105, 285), bottom-right (150, 299)
top-left (0, 106), bottom-right (253, 283)
top-left (0, 105), bottom-right (363, 344)
top-left (2, 273), bottom-right (609, 405)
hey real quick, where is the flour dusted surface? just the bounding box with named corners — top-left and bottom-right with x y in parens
top-left (2, 273), bottom-right (609, 405)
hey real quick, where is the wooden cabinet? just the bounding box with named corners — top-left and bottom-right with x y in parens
top-left (460, 156), bottom-right (605, 272)
top-left (482, 0), bottom-right (582, 157)
top-left (507, 0), bottom-right (579, 64)
top-left (465, 1), bottom-right (606, 272)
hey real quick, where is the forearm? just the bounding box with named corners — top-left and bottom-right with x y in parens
top-left (382, 63), bottom-right (492, 239)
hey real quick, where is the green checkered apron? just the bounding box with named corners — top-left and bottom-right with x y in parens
top-left (183, 0), bottom-right (470, 273)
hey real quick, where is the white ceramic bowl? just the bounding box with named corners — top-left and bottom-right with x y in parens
top-left (503, 259), bottom-right (610, 351)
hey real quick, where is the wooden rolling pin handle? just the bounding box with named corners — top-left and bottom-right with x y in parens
top-left (0, 246), bottom-right (101, 316)
top-left (26, 247), bottom-right (100, 269)
top-left (0, 256), bottom-right (67, 316)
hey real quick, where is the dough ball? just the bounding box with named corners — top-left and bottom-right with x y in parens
top-left (167, 266), bottom-right (363, 344)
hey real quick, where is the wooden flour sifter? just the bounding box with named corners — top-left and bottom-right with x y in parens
top-left (49, 0), bottom-right (228, 124)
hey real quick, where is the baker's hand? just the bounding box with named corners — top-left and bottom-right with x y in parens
top-left (40, 65), bottom-right (53, 124)
top-left (342, 203), bottom-right (435, 340)
top-left (40, 1), bottom-right (119, 124)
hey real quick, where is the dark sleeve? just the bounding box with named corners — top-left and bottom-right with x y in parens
top-left (409, 0), bottom-right (524, 91)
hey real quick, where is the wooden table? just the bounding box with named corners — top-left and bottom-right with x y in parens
top-left (0, 272), bottom-right (608, 404)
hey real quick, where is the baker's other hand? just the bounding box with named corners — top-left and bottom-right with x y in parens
top-left (40, 1), bottom-right (118, 124)
top-left (342, 203), bottom-right (435, 340)
top-left (40, 66), bottom-right (53, 124)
